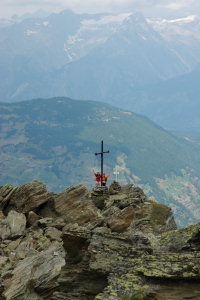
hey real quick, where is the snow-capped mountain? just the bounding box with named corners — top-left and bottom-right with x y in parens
top-left (0, 9), bottom-right (200, 131)
top-left (63, 12), bottom-right (132, 63)
top-left (147, 15), bottom-right (200, 69)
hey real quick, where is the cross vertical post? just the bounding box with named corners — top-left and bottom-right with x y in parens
top-left (95, 140), bottom-right (110, 186)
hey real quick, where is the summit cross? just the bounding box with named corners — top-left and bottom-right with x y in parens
top-left (95, 140), bottom-right (110, 186)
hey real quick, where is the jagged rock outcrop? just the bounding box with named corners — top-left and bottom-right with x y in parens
top-left (7, 180), bottom-right (54, 214)
top-left (0, 180), bottom-right (200, 300)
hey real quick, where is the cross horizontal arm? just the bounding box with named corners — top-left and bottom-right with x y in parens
top-left (95, 150), bottom-right (109, 155)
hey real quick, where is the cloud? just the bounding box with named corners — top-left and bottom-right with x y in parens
top-left (157, 0), bottom-right (200, 10)
top-left (157, 0), bottom-right (189, 10)
top-left (164, 3), bottom-right (187, 10)
top-left (0, 0), bottom-right (200, 18)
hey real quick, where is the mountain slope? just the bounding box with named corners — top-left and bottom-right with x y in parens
top-left (0, 97), bottom-right (200, 226)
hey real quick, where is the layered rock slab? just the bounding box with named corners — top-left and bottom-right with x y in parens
top-left (3, 247), bottom-right (65, 300)
top-left (1, 180), bottom-right (54, 214)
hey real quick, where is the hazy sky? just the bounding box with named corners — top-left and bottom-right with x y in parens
top-left (0, 0), bottom-right (199, 19)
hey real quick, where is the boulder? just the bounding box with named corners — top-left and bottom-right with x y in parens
top-left (0, 210), bottom-right (26, 240)
top-left (45, 227), bottom-right (62, 241)
top-left (54, 184), bottom-right (99, 225)
top-left (108, 181), bottom-right (121, 195)
top-left (27, 211), bottom-right (40, 226)
top-left (107, 206), bottom-right (135, 233)
top-left (37, 217), bottom-right (53, 228)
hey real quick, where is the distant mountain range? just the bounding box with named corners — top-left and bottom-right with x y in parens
top-left (121, 65), bottom-right (200, 132)
top-left (1, 10), bottom-right (200, 131)
top-left (1, 97), bottom-right (200, 227)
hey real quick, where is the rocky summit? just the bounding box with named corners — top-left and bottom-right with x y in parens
top-left (0, 180), bottom-right (200, 300)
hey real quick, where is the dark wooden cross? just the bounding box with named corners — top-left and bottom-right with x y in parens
top-left (95, 140), bottom-right (110, 186)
